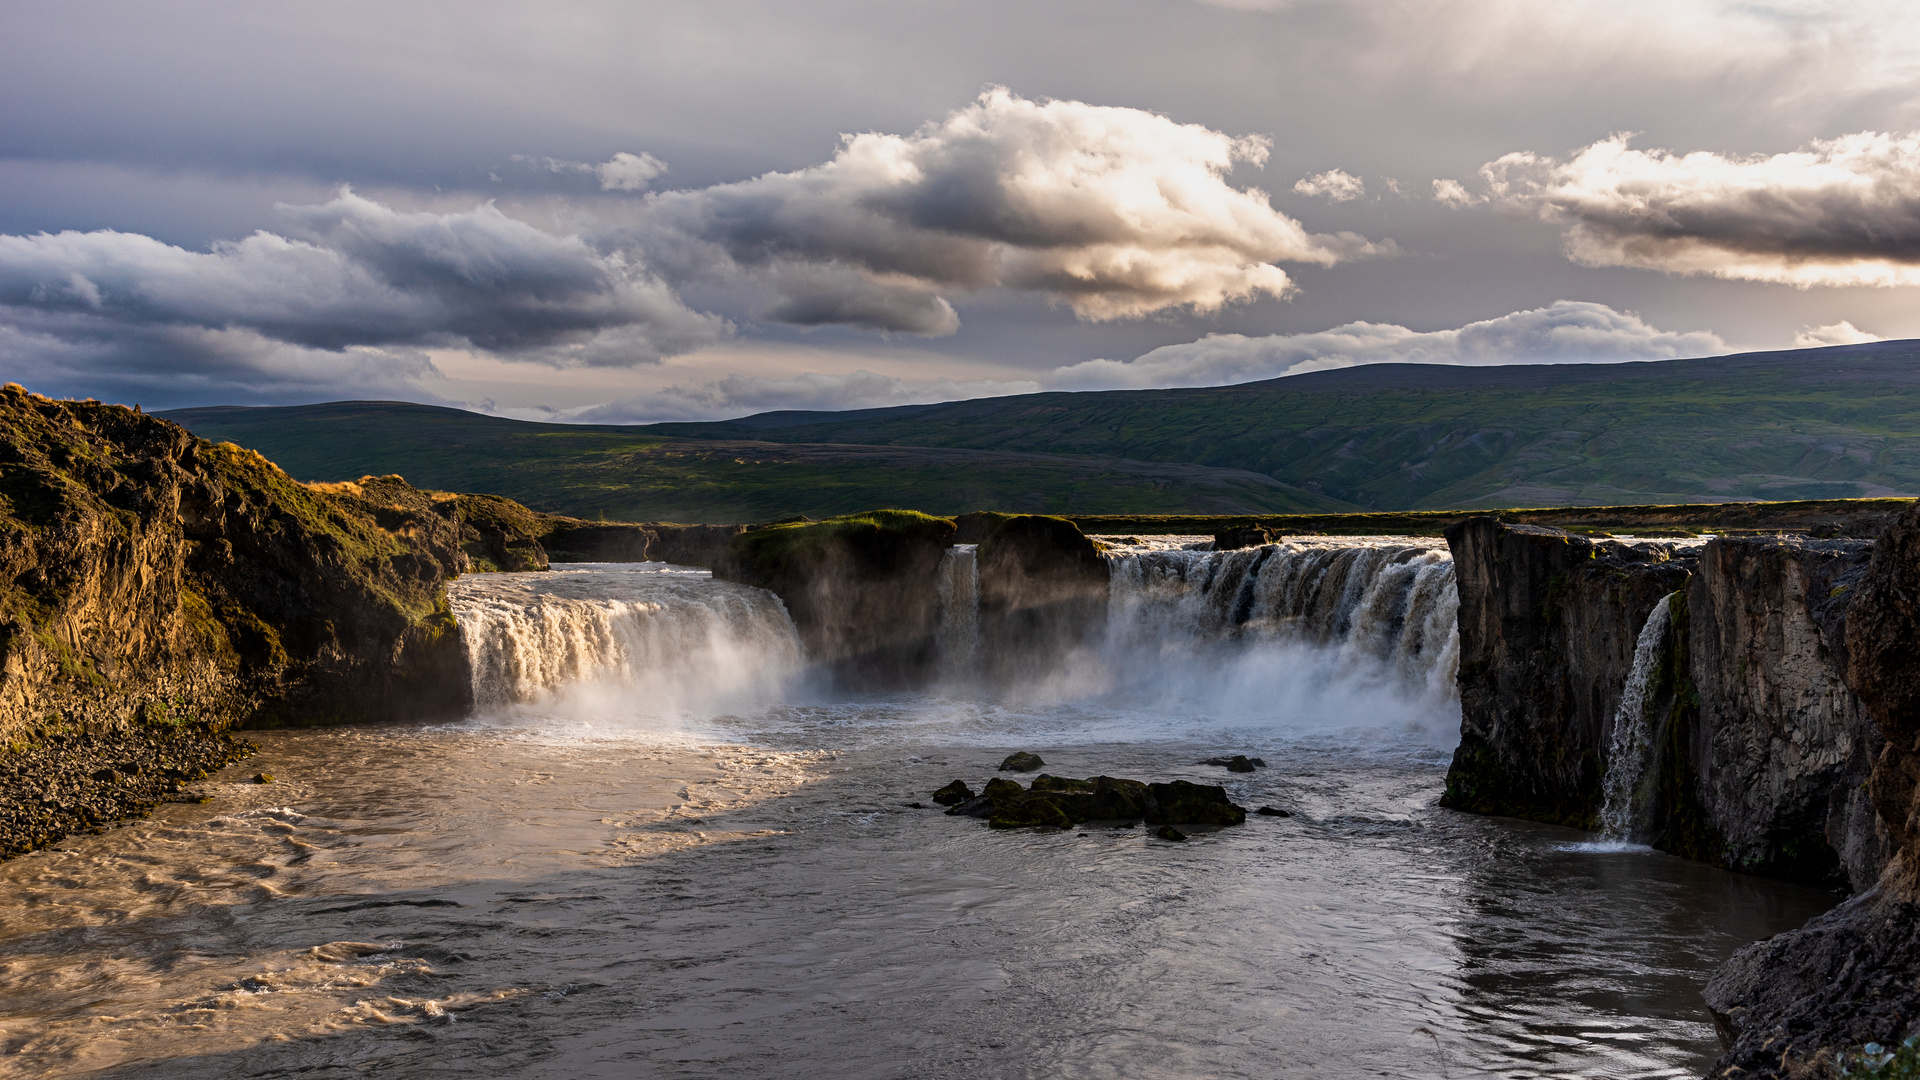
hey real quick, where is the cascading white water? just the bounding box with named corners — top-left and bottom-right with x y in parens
top-left (1598, 594), bottom-right (1675, 842)
top-left (935, 543), bottom-right (980, 678)
top-left (1103, 538), bottom-right (1460, 698)
top-left (448, 563), bottom-right (803, 718)
top-left (1088, 537), bottom-right (1462, 733)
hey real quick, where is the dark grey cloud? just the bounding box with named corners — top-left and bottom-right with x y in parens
top-left (0, 189), bottom-right (725, 402)
top-left (1469, 132), bottom-right (1920, 286)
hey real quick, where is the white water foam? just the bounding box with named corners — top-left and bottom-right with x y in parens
top-left (448, 563), bottom-right (804, 734)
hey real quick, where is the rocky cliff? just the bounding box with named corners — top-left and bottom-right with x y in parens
top-left (1441, 520), bottom-right (1694, 827)
top-left (0, 388), bottom-right (569, 858)
top-left (1443, 518), bottom-right (1885, 889)
top-left (958, 513), bottom-right (1110, 683)
top-left (718, 510), bottom-right (957, 687)
top-left (1703, 502), bottom-right (1920, 1077)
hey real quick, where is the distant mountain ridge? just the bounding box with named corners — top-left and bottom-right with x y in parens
top-left (161, 340), bottom-right (1920, 521)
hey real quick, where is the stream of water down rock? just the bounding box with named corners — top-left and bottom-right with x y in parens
top-left (0, 544), bottom-right (1839, 1079)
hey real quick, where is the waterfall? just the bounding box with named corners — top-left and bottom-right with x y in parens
top-left (448, 563), bottom-right (803, 715)
top-left (1102, 538), bottom-right (1460, 703)
top-left (936, 544), bottom-right (980, 677)
top-left (1598, 594), bottom-right (1674, 842)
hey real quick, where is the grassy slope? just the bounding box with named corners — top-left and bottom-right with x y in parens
top-left (653, 341), bottom-right (1920, 510)
top-left (158, 402), bottom-right (1349, 523)
top-left (161, 340), bottom-right (1920, 520)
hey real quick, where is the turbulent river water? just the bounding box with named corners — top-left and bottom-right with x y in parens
top-left (0, 545), bottom-right (1839, 1079)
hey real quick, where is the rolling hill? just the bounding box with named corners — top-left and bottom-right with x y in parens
top-left (161, 339), bottom-right (1920, 522)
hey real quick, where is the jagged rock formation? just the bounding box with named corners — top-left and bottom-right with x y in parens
top-left (1441, 521), bottom-right (1694, 827)
top-left (962, 513), bottom-right (1110, 683)
top-left (1443, 518), bottom-right (1885, 888)
top-left (1704, 501), bottom-right (1920, 1077)
top-left (718, 510), bottom-right (957, 686)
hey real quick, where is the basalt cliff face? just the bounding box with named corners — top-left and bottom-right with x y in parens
top-left (717, 510), bottom-right (957, 687)
top-left (959, 513), bottom-right (1110, 683)
top-left (1442, 518), bottom-right (1886, 889)
top-left (1703, 502), bottom-right (1920, 1078)
top-left (0, 389), bottom-right (567, 857)
top-left (1441, 521), bottom-right (1694, 828)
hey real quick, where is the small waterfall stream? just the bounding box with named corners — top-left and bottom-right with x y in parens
top-left (935, 543), bottom-right (980, 678)
top-left (1598, 594), bottom-right (1675, 842)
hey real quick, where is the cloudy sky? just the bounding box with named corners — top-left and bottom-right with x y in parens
top-left (3, 0), bottom-right (1919, 420)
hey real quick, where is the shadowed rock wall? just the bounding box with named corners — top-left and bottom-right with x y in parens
top-left (962, 513), bottom-right (1109, 683)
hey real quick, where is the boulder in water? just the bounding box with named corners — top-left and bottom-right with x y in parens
top-left (999, 751), bottom-right (1045, 773)
top-left (1213, 525), bottom-right (1274, 551)
top-left (945, 795), bottom-right (995, 818)
top-left (932, 780), bottom-right (974, 805)
top-left (1088, 776), bottom-right (1149, 819)
top-left (1200, 755), bottom-right (1261, 773)
top-left (1256, 805), bottom-right (1291, 817)
top-left (1030, 774), bottom-right (1092, 792)
top-left (988, 794), bottom-right (1073, 829)
top-left (1144, 780), bottom-right (1247, 826)
top-left (1154, 825), bottom-right (1188, 841)
top-left (983, 776), bottom-right (1026, 802)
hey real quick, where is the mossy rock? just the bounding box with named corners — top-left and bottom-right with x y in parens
top-left (982, 776), bottom-right (1026, 803)
top-left (932, 780), bottom-right (975, 806)
top-left (999, 751), bottom-right (1045, 772)
top-left (1029, 774), bottom-right (1092, 792)
top-left (987, 794), bottom-right (1073, 830)
top-left (1144, 780), bottom-right (1247, 826)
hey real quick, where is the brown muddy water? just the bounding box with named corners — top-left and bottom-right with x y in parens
top-left (0, 561), bottom-right (1839, 1079)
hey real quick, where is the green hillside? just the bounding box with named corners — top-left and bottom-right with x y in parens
top-left (162, 340), bottom-right (1920, 521)
top-left (654, 341), bottom-right (1920, 508)
top-left (156, 402), bottom-right (1349, 523)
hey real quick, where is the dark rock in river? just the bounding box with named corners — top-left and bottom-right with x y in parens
top-left (982, 776), bottom-right (1026, 802)
top-left (962, 514), bottom-right (1110, 683)
top-left (1088, 776), bottom-right (1148, 819)
top-left (988, 794), bottom-right (1073, 830)
top-left (945, 795), bottom-right (994, 818)
top-left (717, 511), bottom-right (955, 689)
top-left (1200, 755), bottom-right (1260, 773)
top-left (1256, 806), bottom-right (1291, 817)
top-left (1029, 774), bottom-right (1091, 792)
top-left (1212, 525), bottom-right (1274, 551)
top-left (932, 780), bottom-right (974, 805)
top-left (1154, 825), bottom-right (1188, 841)
top-left (999, 751), bottom-right (1045, 772)
top-left (1144, 780), bottom-right (1247, 826)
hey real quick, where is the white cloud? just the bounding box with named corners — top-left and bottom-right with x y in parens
top-left (645, 87), bottom-right (1388, 331)
top-left (1793, 320), bottom-right (1884, 347)
top-left (1431, 178), bottom-right (1480, 207)
top-left (595, 151), bottom-right (667, 191)
top-left (1293, 169), bottom-right (1365, 201)
top-left (1480, 132), bottom-right (1920, 287)
top-left (570, 368), bottom-right (1039, 423)
top-left (1047, 300), bottom-right (1725, 390)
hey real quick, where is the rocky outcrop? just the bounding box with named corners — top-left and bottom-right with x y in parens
top-left (965, 514), bottom-right (1110, 683)
top-left (1703, 501), bottom-right (1920, 1077)
top-left (0, 388), bottom-right (600, 857)
top-left (1681, 538), bottom-right (1884, 887)
top-left (1441, 520), bottom-right (1694, 827)
top-left (938, 771), bottom-right (1248, 830)
top-left (1442, 518), bottom-right (1885, 889)
top-left (718, 510), bottom-right (956, 687)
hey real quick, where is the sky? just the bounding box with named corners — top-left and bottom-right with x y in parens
top-left (3, 0), bottom-right (1919, 421)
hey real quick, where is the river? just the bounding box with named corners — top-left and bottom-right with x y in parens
top-left (0, 552), bottom-right (1839, 1079)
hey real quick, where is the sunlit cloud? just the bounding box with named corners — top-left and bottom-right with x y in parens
top-left (1793, 320), bottom-right (1884, 347)
top-left (643, 88), bottom-right (1389, 332)
top-left (1478, 132), bottom-right (1920, 287)
top-left (1294, 169), bottom-right (1365, 201)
